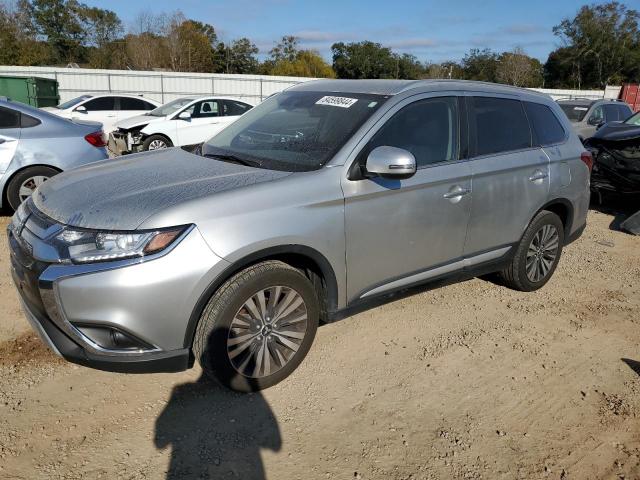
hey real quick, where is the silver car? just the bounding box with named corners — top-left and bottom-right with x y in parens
top-left (0, 98), bottom-right (108, 211)
top-left (8, 80), bottom-right (591, 392)
top-left (557, 98), bottom-right (633, 140)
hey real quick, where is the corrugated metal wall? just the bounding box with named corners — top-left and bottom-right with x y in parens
top-left (0, 66), bottom-right (316, 103)
top-left (0, 65), bottom-right (620, 104)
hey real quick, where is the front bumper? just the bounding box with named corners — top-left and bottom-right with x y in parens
top-left (108, 131), bottom-right (144, 156)
top-left (7, 202), bottom-right (229, 373)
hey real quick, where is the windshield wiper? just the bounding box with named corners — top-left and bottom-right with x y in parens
top-left (203, 153), bottom-right (260, 168)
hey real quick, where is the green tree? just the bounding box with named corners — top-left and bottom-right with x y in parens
top-left (496, 47), bottom-right (543, 87)
top-left (269, 50), bottom-right (334, 78)
top-left (331, 41), bottom-right (397, 79)
top-left (462, 48), bottom-right (499, 82)
top-left (81, 6), bottom-right (123, 68)
top-left (215, 37), bottom-right (260, 74)
top-left (30, 0), bottom-right (88, 63)
top-left (550, 1), bottom-right (640, 87)
top-left (269, 35), bottom-right (299, 63)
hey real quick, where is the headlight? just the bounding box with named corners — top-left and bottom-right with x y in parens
top-left (54, 226), bottom-right (188, 264)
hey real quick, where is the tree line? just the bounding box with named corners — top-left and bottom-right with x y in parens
top-left (0, 0), bottom-right (638, 89)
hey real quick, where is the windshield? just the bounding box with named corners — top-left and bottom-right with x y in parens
top-left (56, 95), bottom-right (92, 109)
top-left (203, 91), bottom-right (387, 172)
top-left (624, 111), bottom-right (640, 126)
top-left (149, 98), bottom-right (195, 117)
top-left (558, 103), bottom-right (590, 122)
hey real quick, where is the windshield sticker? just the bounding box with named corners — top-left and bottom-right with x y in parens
top-left (316, 96), bottom-right (358, 108)
top-left (574, 107), bottom-right (588, 111)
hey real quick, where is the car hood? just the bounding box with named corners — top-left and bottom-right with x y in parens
top-left (33, 148), bottom-right (292, 230)
top-left (115, 114), bottom-right (164, 130)
top-left (590, 122), bottom-right (640, 142)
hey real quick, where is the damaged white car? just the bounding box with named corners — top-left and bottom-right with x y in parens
top-left (108, 96), bottom-right (254, 155)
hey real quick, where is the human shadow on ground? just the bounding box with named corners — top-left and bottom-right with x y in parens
top-left (155, 373), bottom-right (281, 479)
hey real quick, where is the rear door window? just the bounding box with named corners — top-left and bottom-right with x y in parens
top-left (82, 97), bottom-right (115, 111)
top-left (223, 100), bottom-right (252, 116)
top-left (119, 97), bottom-right (154, 111)
top-left (603, 103), bottom-right (633, 122)
top-left (524, 102), bottom-right (566, 146)
top-left (470, 97), bottom-right (531, 156)
top-left (0, 107), bottom-right (21, 129)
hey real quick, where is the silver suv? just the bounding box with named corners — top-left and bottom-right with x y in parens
top-left (557, 98), bottom-right (632, 140)
top-left (8, 80), bottom-right (591, 392)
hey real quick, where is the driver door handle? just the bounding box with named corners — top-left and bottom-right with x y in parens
top-left (443, 186), bottom-right (471, 199)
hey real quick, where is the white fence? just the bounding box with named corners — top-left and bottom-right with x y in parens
top-left (0, 65), bottom-right (621, 105)
top-left (0, 66), bottom-right (315, 104)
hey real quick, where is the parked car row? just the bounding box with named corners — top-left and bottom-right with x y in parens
top-left (0, 92), bottom-right (254, 210)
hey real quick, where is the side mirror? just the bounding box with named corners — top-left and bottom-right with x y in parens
top-left (587, 116), bottom-right (602, 126)
top-left (178, 111), bottom-right (191, 120)
top-left (75, 105), bottom-right (87, 113)
top-left (365, 146), bottom-right (416, 179)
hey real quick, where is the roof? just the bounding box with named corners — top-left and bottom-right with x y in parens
top-left (289, 79), bottom-right (551, 100)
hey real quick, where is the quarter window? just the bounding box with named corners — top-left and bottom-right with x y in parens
top-left (366, 97), bottom-right (459, 168)
top-left (524, 102), bottom-right (565, 146)
top-left (471, 97), bottom-right (531, 156)
top-left (82, 97), bottom-right (115, 111)
top-left (0, 107), bottom-right (21, 129)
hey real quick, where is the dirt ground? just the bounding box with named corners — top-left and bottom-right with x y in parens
top-left (0, 209), bottom-right (639, 480)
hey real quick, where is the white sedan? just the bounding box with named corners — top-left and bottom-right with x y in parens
top-left (42, 94), bottom-right (161, 133)
top-left (108, 96), bottom-right (254, 155)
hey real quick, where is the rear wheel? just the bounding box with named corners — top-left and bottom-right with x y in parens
top-left (142, 135), bottom-right (172, 151)
top-left (499, 210), bottom-right (564, 291)
top-left (193, 261), bottom-right (319, 392)
top-left (6, 166), bottom-right (59, 210)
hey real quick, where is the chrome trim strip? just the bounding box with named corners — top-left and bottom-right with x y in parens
top-left (360, 246), bottom-right (512, 299)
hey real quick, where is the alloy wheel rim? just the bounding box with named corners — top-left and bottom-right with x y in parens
top-left (525, 224), bottom-right (559, 283)
top-left (148, 139), bottom-right (167, 150)
top-left (18, 175), bottom-right (48, 202)
top-left (227, 286), bottom-right (308, 378)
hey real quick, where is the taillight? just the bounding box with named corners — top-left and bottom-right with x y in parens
top-left (580, 151), bottom-right (594, 172)
top-left (85, 131), bottom-right (107, 148)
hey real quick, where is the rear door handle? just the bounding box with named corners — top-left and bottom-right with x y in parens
top-left (529, 170), bottom-right (548, 182)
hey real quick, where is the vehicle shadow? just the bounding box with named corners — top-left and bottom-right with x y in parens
top-left (155, 373), bottom-right (281, 479)
top-left (621, 358), bottom-right (640, 377)
top-left (589, 196), bottom-right (640, 231)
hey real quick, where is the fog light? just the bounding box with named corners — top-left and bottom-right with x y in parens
top-left (74, 325), bottom-right (155, 351)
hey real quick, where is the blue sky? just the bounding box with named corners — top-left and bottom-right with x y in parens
top-left (83, 0), bottom-right (623, 62)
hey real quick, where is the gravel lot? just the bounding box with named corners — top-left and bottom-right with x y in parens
top-left (0, 209), bottom-right (639, 479)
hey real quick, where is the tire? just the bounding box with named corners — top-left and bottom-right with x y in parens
top-left (193, 260), bottom-right (319, 392)
top-left (142, 135), bottom-right (172, 151)
top-left (6, 166), bottom-right (59, 211)
top-left (499, 210), bottom-right (564, 292)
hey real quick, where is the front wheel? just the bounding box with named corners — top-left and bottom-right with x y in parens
top-left (142, 135), bottom-right (172, 151)
top-left (499, 210), bottom-right (564, 291)
top-left (193, 261), bottom-right (319, 392)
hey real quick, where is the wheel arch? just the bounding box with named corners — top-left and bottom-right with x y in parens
top-left (536, 198), bottom-right (574, 242)
top-left (142, 132), bottom-right (174, 148)
top-left (183, 244), bottom-right (339, 349)
top-left (2, 164), bottom-right (62, 209)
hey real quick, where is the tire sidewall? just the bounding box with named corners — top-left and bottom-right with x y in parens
top-left (6, 166), bottom-right (58, 211)
top-left (516, 212), bottom-right (564, 291)
top-left (198, 266), bottom-right (319, 392)
top-left (143, 135), bottom-right (171, 151)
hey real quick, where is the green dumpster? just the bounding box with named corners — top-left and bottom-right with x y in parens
top-left (0, 76), bottom-right (60, 107)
